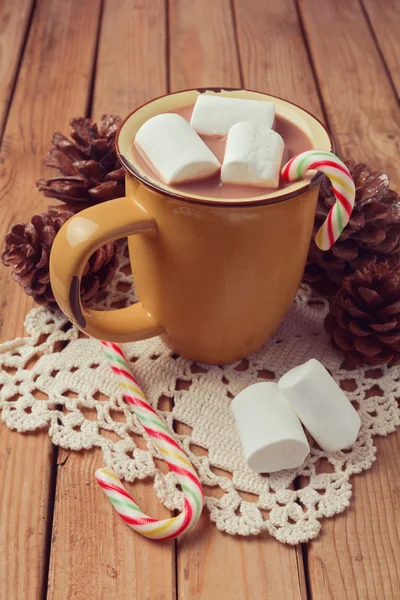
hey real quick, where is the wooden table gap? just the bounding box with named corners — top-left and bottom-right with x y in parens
top-left (294, 476), bottom-right (313, 600)
top-left (85, 0), bottom-right (106, 118)
top-left (41, 443), bottom-right (58, 600)
top-left (228, 0), bottom-right (245, 87)
top-left (45, 3), bottom-right (175, 600)
top-left (0, 1), bottom-right (104, 598)
top-left (360, 0), bottom-right (400, 101)
top-left (0, 0), bottom-right (36, 140)
top-left (293, 0), bottom-right (332, 131)
top-left (165, 0), bottom-right (171, 92)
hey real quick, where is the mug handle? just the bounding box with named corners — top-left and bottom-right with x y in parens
top-left (49, 197), bottom-right (165, 342)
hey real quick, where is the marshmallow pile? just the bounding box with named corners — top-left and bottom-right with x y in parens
top-left (134, 95), bottom-right (285, 189)
top-left (231, 359), bottom-right (361, 473)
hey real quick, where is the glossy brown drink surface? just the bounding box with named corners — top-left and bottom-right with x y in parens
top-left (131, 104), bottom-right (313, 200)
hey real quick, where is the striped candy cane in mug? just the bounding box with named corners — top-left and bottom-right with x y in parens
top-left (95, 341), bottom-right (204, 540)
top-left (281, 150), bottom-right (355, 251)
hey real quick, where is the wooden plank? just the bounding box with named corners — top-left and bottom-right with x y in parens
top-left (306, 435), bottom-right (400, 600)
top-left (169, 2), bottom-right (307, 597)
top-left (298, 0), bottom-right (400, 596)
top-left (299, 0), bottom-right (400, 188)
top-left (0, 430), bottom-right (55, 600)
top-left (234, 0), bottom-right (323, 120)
top-left (0, 1), bottom-right (102, 599)
top-left (47, 2), bottom-right (175, 599)
top-left (178, 497), bottom-right (306, 600)
top-left (0, 0), bottom-right (34, 135)
top-left (47, 449), bottom-right (175, 600)
top-left (0, 0), bottom-right (102, 341)
top-left (176, 432), bottom-right (307, 600)
top-left (169, 0), bottom-right (241, 90)
top-left (362, 0), bottom-right (400, 99)
top-left (92, 0), bottom-right (167, 117)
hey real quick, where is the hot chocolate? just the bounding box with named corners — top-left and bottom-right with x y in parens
top-left (130, 103), bottom-right (313, 200)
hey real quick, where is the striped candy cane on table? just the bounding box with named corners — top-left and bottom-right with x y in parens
top-left (95, 341), bottom-right (204, 540)
top-left (281, 150), bottom-right (355, 251)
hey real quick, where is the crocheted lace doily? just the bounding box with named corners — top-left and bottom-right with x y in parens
top-left (1, 242), bottom-right (399, 544)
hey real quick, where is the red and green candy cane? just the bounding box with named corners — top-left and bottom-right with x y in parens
top-left (95, 341), bottom-right (204, 540)
top-left (281, 150), bottom-right (355, 251)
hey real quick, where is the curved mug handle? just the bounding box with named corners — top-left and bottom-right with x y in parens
top-left (49, 197), bottom-right (165, 342)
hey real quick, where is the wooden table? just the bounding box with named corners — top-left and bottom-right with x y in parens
top-left (0, 1), bottom-right (399, 598)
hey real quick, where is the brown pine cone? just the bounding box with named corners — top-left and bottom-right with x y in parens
top-left (2, 209), bottom-right (118, 310)
top-left (36, 115), bottom-right (124, 205)
top-left (305, 162), bottom-right (400, 296)
top-left (324, 263), bottom-right (400, 366)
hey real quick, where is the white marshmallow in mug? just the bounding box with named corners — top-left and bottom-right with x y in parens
top-left (221, 122), bottom-right (285, 188)
top-left (278, 359), bottom-right (361, 452)
top-left (231, 382), bottom-right (310, 473)
top-left (190, 95), bottom-right (275, 137)
top-left (134, 113), bottom-right (221, 185)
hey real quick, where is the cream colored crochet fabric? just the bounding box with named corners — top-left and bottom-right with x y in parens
top-left (1, 243), bottom-right (399, 544)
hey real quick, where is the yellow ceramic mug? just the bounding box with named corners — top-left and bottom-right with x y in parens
top-left (50, 89), bottom-right (332, 365)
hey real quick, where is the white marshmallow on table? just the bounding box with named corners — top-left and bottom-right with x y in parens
top-left (134, 113), bottom-right (220, 185)
top-left (278, 359), bottom-right (361, 452)
top-left (221, 122), bottom-right (285, 188)
top-left (190, 95), bottom-right (275, 137)
top-left (230, 382), bottom-right (310, 473)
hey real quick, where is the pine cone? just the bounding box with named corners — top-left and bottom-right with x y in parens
top-left (2, 209), bottom-right (118, 310)
top-left (324, 263), bottom-right (400, 366)
top-left (36, 115), bottom-right (125, 205)
top-left (305, 162), bottom-right (400, 296)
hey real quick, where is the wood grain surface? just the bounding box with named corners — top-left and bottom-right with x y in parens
top-left (169, 0), bottom-right (241, 90)
top-left (0, 1), bottom-right (102, 599)
top-left (92, 0), bottom-right (167, 118)
top-left (47, 449), bottom-right (175, 600)
top-left (178, 510), bottom-right (307, 600)
top-left (362, 0), bottom-right (400, 99)
top-left (46, 1), bottom-right (175, 598)
top-left (169, 3), bottom-right (307, 598)
top-left (1, 0), bottom-right (400, 598)
top-left (0, 0), bottom-right (102, 341)
top-left (306, 433), bottom-right (400, 600)
top-left (234, 0), bottom-right (323, 120)
top-left (0, 0), bottom-right (34, 135)
top-left (298, 0), bottom-right (400, 187)
top-left (298, 1), bottom-right (400, 598)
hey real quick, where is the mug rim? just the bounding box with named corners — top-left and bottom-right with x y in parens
top-left (115, 87), bottom-right (334, 208)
